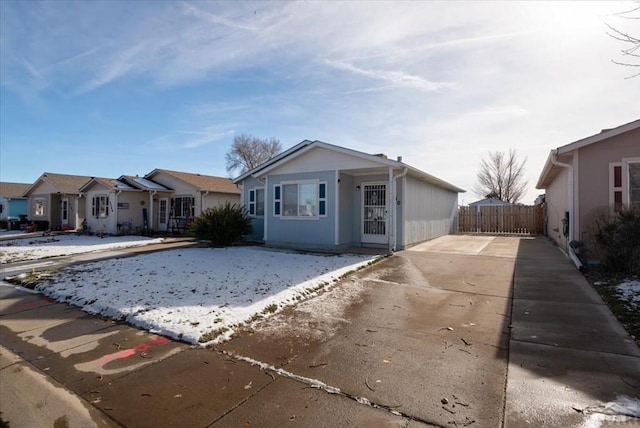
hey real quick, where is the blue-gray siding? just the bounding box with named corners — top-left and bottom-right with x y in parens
top-left (402, 175), bottom-right (458, 247)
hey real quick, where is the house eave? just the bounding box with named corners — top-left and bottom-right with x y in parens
top-left (234, 139), bottom-right (465, 193)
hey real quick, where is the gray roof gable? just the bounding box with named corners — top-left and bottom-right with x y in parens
top-left (233, 140), bottom-right (465, 193)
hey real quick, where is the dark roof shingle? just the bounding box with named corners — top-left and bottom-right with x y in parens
top-left (148, 169), bottom-right (240, 194)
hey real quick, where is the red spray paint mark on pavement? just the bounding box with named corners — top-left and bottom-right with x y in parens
top-left (82, 335), bottom-right (172, 373)
top-left (13, 297), bottom-right (56, 311)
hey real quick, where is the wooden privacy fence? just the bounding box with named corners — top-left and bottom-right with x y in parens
top-left (458, 205), bottom-right (545, 235)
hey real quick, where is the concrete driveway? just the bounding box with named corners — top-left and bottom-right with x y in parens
top-left (1, 235), bottom-right (638, 427)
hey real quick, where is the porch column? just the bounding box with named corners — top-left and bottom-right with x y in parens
top-left (149, 191), bottom-right (156, 231)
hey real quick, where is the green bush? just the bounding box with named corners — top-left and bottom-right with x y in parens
top-left (189, 202), bottom-right (252, 247)
top-left (590, 205), bottom-right (640, 275)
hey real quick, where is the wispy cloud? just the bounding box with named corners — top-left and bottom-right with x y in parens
top-left (323, 59), bottom-right (456, 92)
top-left (177, 127), bottom-right (236, 149)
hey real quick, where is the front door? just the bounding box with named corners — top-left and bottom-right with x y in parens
top-left (361, 183), bottom-right (388, 245)
top-left (158, 198), bottom-right (169, 232)
top-left (61, 198), bottom-right (69, 226)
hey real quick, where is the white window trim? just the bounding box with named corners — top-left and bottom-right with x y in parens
top-left (34, 197), bottom-right (45, 217)
top-left (248, 187), bottom-right (264, 217)
top-left (319, 181), bottom-right (327, 218)
top-left (94, 194), bottom-right (109, 218)
top-left (623, 157), bottom-right (640, 206)
top-left (279, 179), bottom-right (321, 221)
top-left (173, 195), bottom-right (194, 219)
top-left (609, 162), bottom-right (623, 209)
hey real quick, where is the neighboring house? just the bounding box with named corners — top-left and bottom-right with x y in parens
top-left (536, 118), bottom-right (640, 250)
top-left (118, 175), bottom-right (173, 233)
top-left (468, 197), bottom-right (512, 207)
top-left (233, 140), bottom-right (464, 252)
top-left (23, 172), bottom-right (93, 231)
top-left (143, 169), bottom-right (241, 232)
top-left (79, 177), bottom-right (171, 235)
top-left (0, 182), bottom-right (30, 222)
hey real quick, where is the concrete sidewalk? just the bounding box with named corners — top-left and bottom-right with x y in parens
top-left (505, 238), bottom-right (640, 427)
top-left (1, 236), bottom-right (639, 427)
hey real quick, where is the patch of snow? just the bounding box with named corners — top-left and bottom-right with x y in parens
top-left (0, 235), bottom-right (164, 263)
top-left (580, 395), bottom-right (640, 428)
top-left (616, 280), bottom-right (640, 309)
top-left (33, 247), bottom-right (378, 345)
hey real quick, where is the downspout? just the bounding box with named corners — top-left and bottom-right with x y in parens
top-left (550, 150), bottom-right (583, 271)
top-left (392, 167), bottom-right (408, 252)
top-left (201, 190), bottom-right (210, 214)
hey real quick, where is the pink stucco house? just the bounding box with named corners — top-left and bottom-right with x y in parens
top-left (536, 119), bottom-right (640, 256)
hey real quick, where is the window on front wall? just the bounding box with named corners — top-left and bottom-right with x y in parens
top-left (274, 181), bottom-right (327, 218)
top-left (172, 196), bottom-right (194, 219)
top-left (92, 195), bottom-right (109, 218)
top-left (611, 163), bottom-right (624, 212)
top-left (630, 162), bottom-right (640, 207)
top-left (248, 188), bottom-right (264, 216)
top-left (34, 198), bottom-right (45, 216)
top-left (610, 160), bottom-right (640, 211)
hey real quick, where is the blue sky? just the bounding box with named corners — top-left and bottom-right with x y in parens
top-left (1, 1), bottom-right (638, 204)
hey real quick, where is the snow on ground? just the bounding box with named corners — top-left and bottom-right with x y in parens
top-left (0, 234), bottom-right (164, 263)
top-left (616, 279), bottom-right (640, 310)
top-left (33, 247), bottom-right (379, 345)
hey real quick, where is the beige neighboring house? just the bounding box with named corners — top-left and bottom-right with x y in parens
top-left (536, 119), bottom-right (640, 252)
top-left (23, 172), bottom-right (93, 231)
top-left (143, 169), bottom-right (241, 232)
top-left (79, 177), bottom-right (172, 235)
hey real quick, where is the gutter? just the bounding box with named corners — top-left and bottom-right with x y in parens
top-left (550, 150), bottom-right (583, 271)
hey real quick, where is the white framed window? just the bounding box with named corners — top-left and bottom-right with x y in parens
top-left (274, 180), bottom-right (326, 219)
top-left (628, 160), bottom-right (640, 207)
top-left (610, 162), bottom-right (624, 212)
top-left (610, 158), bottom-right (640, 211)
top-left (274, 185), bottom-right (281, 216)
top-left (34, 198), bottom-right (45, 216)
top-left (92, 195), bottom-right (109, 218)
top-left (248, 187), bottom-right (264, 217)
top-left (172, 196), bottom-right (194, 219)
top-left (318, 182), bottom-right (327, 216)
top-left (117, 202), bottom-right (129, 210)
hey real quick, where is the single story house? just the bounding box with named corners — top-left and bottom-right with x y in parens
top-left (536, 118), bottom-right (640, 251)
top-left (468, 197), bottom-right (512, 207)
top-left (23, 172), bottom-right (93, 231)
top-left (118, 175), bottom-right (173, 233)
top-left (80, 177), bottom-right (172, 235)
top-left (233, 140), bottom-right (464, 252)
top-left (143, 169), bottom-right (241, 232)
top-left (0, 182), bottom-right (30, 223)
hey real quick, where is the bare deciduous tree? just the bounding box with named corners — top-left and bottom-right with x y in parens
top-left (473, 149), bottom-right (528, 204)
top-left (225, 134), bottom-right (282, 176)
top-left (605, 6), bottom-right (640, 79)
